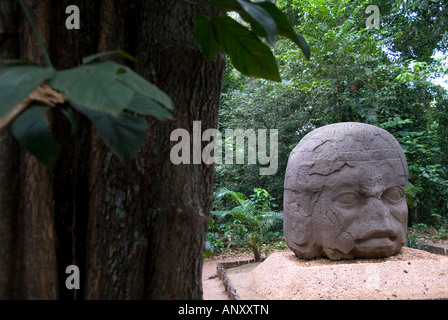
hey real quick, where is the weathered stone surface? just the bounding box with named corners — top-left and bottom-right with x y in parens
top-left (284, 122), bottom-right (409, 260)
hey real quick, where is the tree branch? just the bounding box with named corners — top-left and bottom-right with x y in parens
top-left (0, 84), bottom-right (66, 130)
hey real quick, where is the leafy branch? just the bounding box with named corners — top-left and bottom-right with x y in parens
top-left (193, 0), bottom-right (311, 81)
top-left (0, 4), bottom-right (174, 169)
top-left (0, 82), bottom-right (65, 129)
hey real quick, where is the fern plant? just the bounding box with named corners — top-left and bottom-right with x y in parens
top-left (212, 187), bottom-right (283, 261)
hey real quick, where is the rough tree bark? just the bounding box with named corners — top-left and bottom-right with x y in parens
top-left (0, 1), bottom-right (20, 299)
top-left (1, 0), bottom-right (58, 299)
top-left (0, 0), bottom-right (225, 299)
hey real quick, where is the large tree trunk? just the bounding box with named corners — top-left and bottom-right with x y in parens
top-left (0, 0), bottom-right (224, 299)
top-left (0, 1), bottom-right (21, 299)
top-left (1, 0), bottom-right (59, 299)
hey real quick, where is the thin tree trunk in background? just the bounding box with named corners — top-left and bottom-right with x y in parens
top-left (0, 0), bottom-right (224, 299)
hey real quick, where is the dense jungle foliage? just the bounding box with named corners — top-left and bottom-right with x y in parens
top-left (210, 0), bottom-right (448, 253)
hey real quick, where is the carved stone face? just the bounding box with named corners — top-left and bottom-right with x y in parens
top-left (284, 122), bottom-right (408, 260)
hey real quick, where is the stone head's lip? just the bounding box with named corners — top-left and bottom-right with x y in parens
top-left (355, 237), bottom-right (396, 253)
top-left (356, 230), bottom-right (397, 244)
top-left (355, 230), bottom-right (398, 253)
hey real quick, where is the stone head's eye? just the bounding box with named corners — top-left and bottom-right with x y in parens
top-left (334, 192), bottom-right (358, 206)
top-left (382, 187), bottom-right (404, 203)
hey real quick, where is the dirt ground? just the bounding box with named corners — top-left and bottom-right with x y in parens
top-left (202, 261), bottom-right (229, 300)
top-left (202, 251), bottom-right (256, 300)
top-left (202, 247), bottom-right (448, 300)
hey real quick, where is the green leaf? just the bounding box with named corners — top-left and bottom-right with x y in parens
top-left (82, 50), bottom-right (138, 65)
top-left (257, 1), bottom-right (311, 60)
top-left (210, 0), bottom-right (277, 45)
top-left (395, 72), bottom-right (414, 83)
top-left (11, 105), bottom-right (60, 169)
top-left (116, 66), bottom-right (174, 111)
top-left (236, 0), bottom-right (277, 45)
top-left (127, 94), bottom-right (173, 119)
top-left (194, 15), bottom-right (221, 61)
top-left (50, 62), bottom-right (134, 117)
top-left (74, 104), bottom-right (147, 166)
top-left (212, 15), bottom-right (281, 81)
top-left (0, 65), bottom-right (56, 118)
top-left (51, 61), bottom-right (174, 117)
top-left (206, 1), bottom-right (310, 59)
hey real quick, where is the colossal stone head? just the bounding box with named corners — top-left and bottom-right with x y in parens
top-left (284, 122), bottom-right (408, 260)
